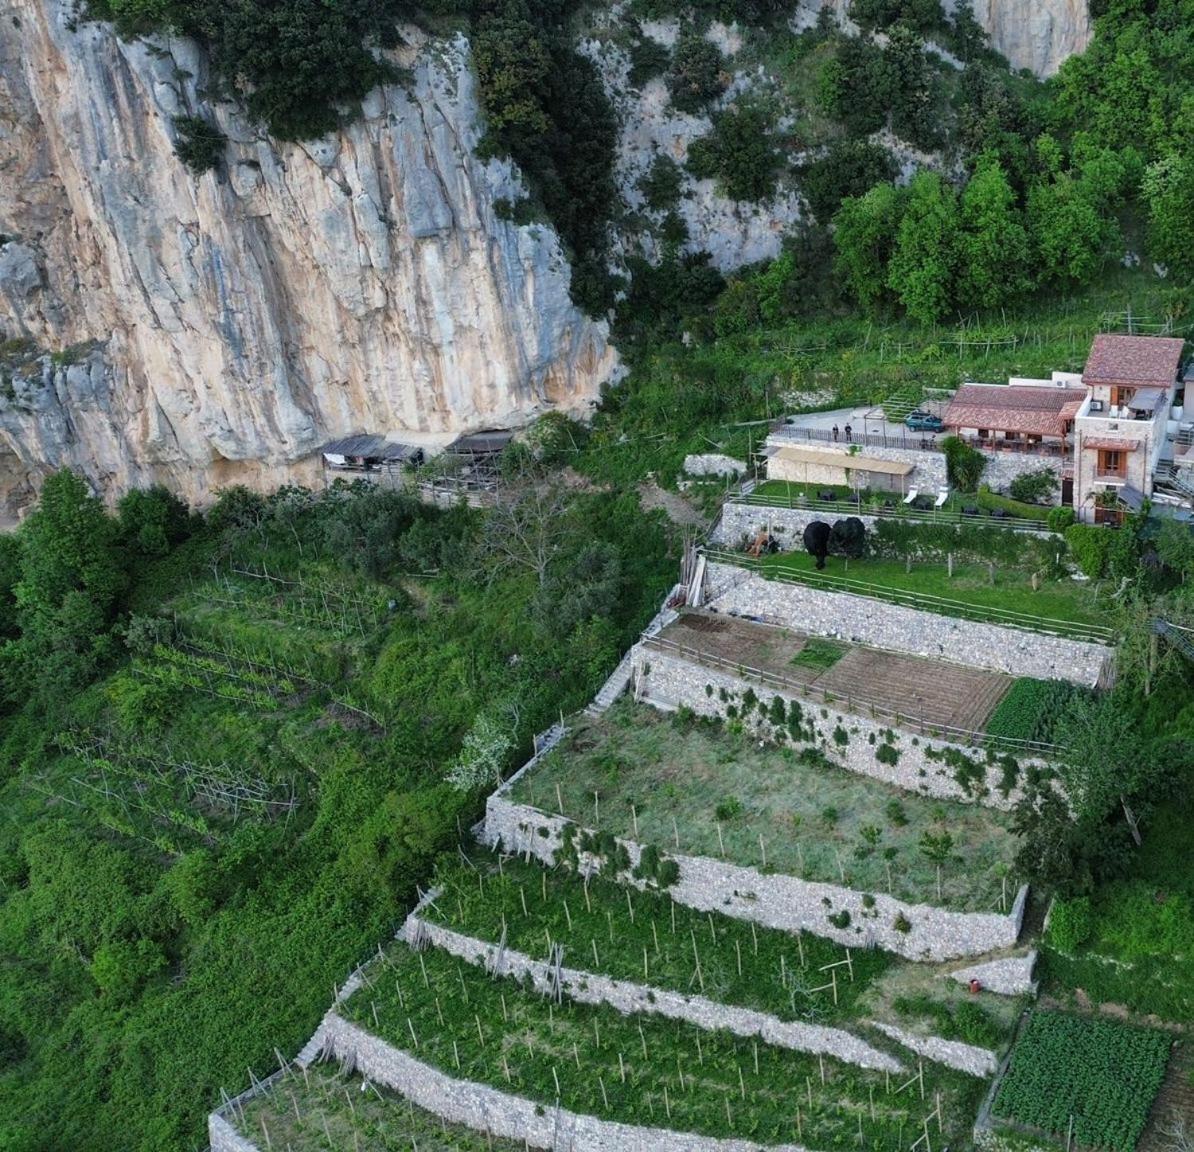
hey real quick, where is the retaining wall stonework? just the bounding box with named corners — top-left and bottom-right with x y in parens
top-left (317, 1011), bottom-right (808, 1152)
top-left (765, 441), bottom-right (1060, 498)
top-left (209, 1114), bottom-right (260, 1152)
top-left (404, 914), bottom-right (902, 1071)
top-left (947, 953), bottom-right (1038, 996)
top-left (636, 650), bottom-right (1040, 810)
top-left (711, 503), bottom-right (1055, 550)
top-left (685, 453), bottom-right (747, 478)
top-left (483, 796), bottom-right (1027, 962)
top-left (871, 1022), bottom-right (998, 1078)
top-left (703, 564), bottom-right (1106, 685)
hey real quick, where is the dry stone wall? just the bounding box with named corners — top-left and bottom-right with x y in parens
top-left (636, 649), bottom-right (1039, 810)
top-left (711, 503), bottom-right (1056, 550)
top-left (317, 1011), bottom-right (810, 1152)
top-left (702, 564), bottom-right (1106, 685)
top-left (483, 795), bottom-right (1027, 962)
top-left (947, 953), bottom-right (1038, 996)
top-left (404, 914), bottom-right (902, 1071)
top-left (871, 1022), bottom-right (998, 1077)
top-left (208, 1114), bottom-right (260, 1152)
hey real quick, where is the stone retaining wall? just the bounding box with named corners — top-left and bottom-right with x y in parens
top-left (947, 953), bottom-right (1038, 997)
top-left (209, 1114), bottom-right (260, 1152)
top-left (317, 1011), bottom-right (808, 1152)
top-left (483, 795), bottom-right (1027, 962)
top-left (636, 650), bottom-right (1040, 810)
top-left (711, 503), bottom-right (1055, 549)
top-left (685, 453), bottom-right (747, 478)
top-left (404, 913), bottom-right (902, 1071)
top-left (765, 441), bottom-right (1059, 498)
top-left (703, 563), bottom-right (1106, 685)
top-left (871, 1022), bottom-right (998, 1078)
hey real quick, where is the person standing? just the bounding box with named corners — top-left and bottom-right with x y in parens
top-left (844, 423), bottom-right (853, 442)
top-left (832, 424), bottom-right (839, 442)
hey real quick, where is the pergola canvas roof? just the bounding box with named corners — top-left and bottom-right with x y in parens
top-left (770, 445), bottom-right (914, 475)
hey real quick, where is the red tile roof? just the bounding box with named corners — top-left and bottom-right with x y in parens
top-left (943, 384), bottom-right (1083, 438)
top-left (1082, 334), bottom-right (1184, 389)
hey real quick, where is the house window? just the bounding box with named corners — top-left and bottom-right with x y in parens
top-left (1097, 449), bottom-right (1125, 477)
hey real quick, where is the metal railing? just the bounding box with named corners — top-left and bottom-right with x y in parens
top-left (643, 634), bottom-right (1064, 757)
top-left (733, 491), bottom-right (1052, 533)
top-left (702, 549), bottom-right (1115, 645)
top-left (771, 425), bottom-right (1068, 457)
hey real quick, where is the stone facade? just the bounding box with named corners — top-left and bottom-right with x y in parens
top-left (702, 564), bottom-right (1107, 685)
top-left (871, 1022), bottom-right (998, 1077)
top-left (635, 650), bottom-right (1043, 810)
top-left (405, 913), bottom-right (903, 1071)
top-left (483, 795), bottom-right (1028, 962)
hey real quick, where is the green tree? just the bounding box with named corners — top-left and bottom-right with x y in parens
top-left (818, 36), bottom-right (890, 138)
top-left (117, 485), bottom-right (191, 558)
top-left (1026, 171), bottom-right (1112, 286)
top-left (941, 435), bottom-right (986, 491)
top-left (832, 182), bottom-right (903, 311)
top-left (667, 33), bottom-right (725, 113)
top-left (473, 0), bottom-right (553, 134)
top-left (1142, 153), bottom-right (1194, 277)
top-left (885, 24), bottom-right (940, 150)
top-left (800, 139), bottom-right (896, 224)
top-left (10, 471), bottom-right (127, 694)
top-left (886, 171), bottom-right (958, 322)
top-left (957, 156), bottom-right (1031, 309)
top-left (687, 104), bottom-right (782, 203)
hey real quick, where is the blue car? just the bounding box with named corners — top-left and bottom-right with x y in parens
top-left (904, 410), bottom-right (944, 432)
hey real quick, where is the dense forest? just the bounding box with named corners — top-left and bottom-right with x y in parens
top-left (0, 461), bottom-right (676, 1149)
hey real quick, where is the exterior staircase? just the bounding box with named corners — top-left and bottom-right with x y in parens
top-left (585, 651), bottom-right (637, 717)
top-left (1158, 464), bottom-right (1194, 501)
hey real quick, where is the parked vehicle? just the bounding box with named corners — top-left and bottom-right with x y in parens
top-left (904, 410), bottom-right (944, 432)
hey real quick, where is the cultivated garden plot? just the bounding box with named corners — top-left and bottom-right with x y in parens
top-left (757, 552), bottom-right (1102, 633)
top-left (425, 852), bottom-right (898, 1026)
top-left (656, 612), bottom-right (1014, 733)
top-left (989, 1011), bottom-right (1171, 1152)
top-left (231, 1063), bottom-right (533, 1152)
top-left (509, 703), bottom-right (1020, 911)
top-left (342, 939), bottom-right (986, 1148)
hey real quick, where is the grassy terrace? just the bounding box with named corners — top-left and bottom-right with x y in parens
top-left (508, 703), bottom-right (1019, 911)
top-left (748, 481), bottom-right (1054, 524)
top-left (343, 941), bottom-right (985, 1147)
top-left (233, 1064), bottom-right (527, 1151)
top-left (753, 550), bottom-right (1103, 634)
top-left (426, 853), bottom-right (897, 1025)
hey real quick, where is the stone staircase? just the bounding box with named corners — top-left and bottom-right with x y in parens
top-left (585, 650), bottom-right (637, 717)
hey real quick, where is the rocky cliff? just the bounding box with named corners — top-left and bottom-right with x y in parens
top-left (949, 0), bottom-right (1090, 76)
top-left (0, 0), bottom-right (615, 514)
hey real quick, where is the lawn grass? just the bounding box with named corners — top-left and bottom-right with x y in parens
top-left (747, 481), bottom-right (1054, 523)
top-left (234, 1064), bottom-right (527, 1152)
top-left (991, 1011), bottom-right (1170, 1152)
top-left (790, 638), bottom-right (848, 671)
top-left (426, 852), bottom-right (897, 1025)
top-left (758, 550), bottom-right (1100, 629)
top-left (508, 703), bottom-right (1018, 911)
top-left (344, 940), bottom-right (985, 1147)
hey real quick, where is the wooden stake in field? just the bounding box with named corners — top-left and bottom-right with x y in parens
top-left (626, 889), bottom-right (636, 924)
top-left (594, 791), bottom-right (600, 826)
top-left (751, 923), bottom-right (758, 955)
top-left (717, 821), bottom-right (726, 857)
top-left (797, 934), bottom-right (806, 969)
top-left (631, 803), bottom-right (639, 838)
top-left (618, 1052), bottom-right (627, 1082)
top-left (638, 1023), bottom-right (648, 1059)
top-left (738, 1063), bottom-right (746, 1100)
top-left (672, 816), bottom-right (680, 849)
top-left (759, 833), bottom-right (767, 868)
top-left (592, 938), bottom-right (600, 967)
top-left (583, 877), bottom-right (592, 914)
top-left (556, 782), bottom-right (564, 814)
top-left (599, 1075), bottom-right (610, 1110)
top-left (563, 899), bottom-right (572, 930)
top-left (643, 945), bottom-right (649, 980)
top-left (520, 886), bottom-right (528, 917)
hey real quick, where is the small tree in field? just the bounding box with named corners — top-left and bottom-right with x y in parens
top-left (446, 713), bottom-right (515, 792)
top-left (918, 829), bottom-right (956, 900)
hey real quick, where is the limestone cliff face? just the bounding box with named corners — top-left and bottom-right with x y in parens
top-left (959, 0), bottom-right (1090, 77)
top-left (0, 1), bottom-right (615, 513)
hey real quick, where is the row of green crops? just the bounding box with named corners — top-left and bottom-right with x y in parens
top-left (984, 679), bottom-right (1088, 744)
top-left (426, 852), bottom-right (896, 1024)
top-left (992, 1011), bottom-right (1170, 1152)
top-left (343, 941), bottom-right (982, 1148)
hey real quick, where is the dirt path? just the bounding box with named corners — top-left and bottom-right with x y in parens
top-left (637, 480), bottom-right (710, 528)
